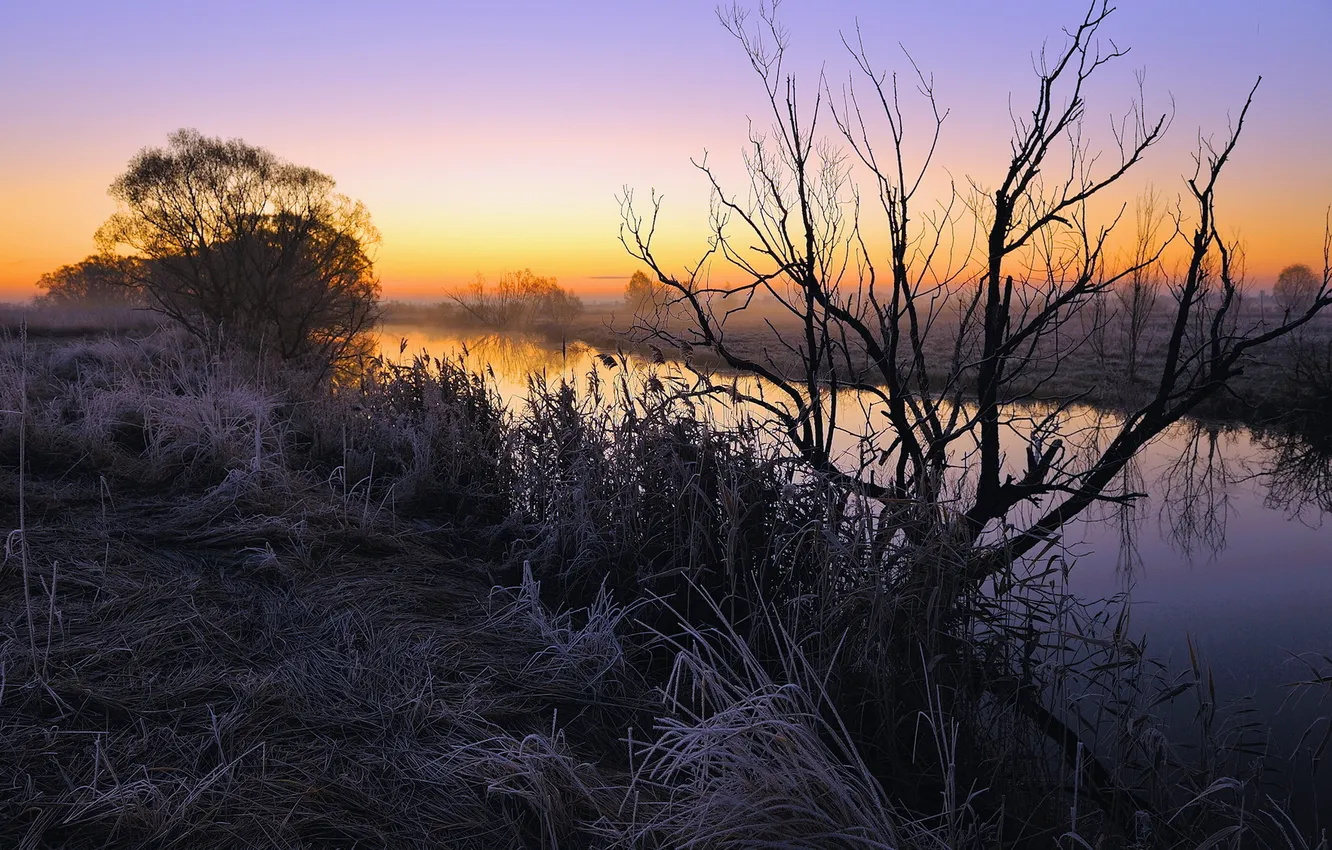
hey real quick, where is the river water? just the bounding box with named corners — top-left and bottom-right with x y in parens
top-left (379, 324), bottom-right (1332, 757)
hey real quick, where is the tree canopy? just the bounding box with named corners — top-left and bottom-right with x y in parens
top-left (95, 129), bottom-right (381, 374)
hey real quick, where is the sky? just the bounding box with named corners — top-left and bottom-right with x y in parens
top-left (1, 0), bottom-right (1329, 300)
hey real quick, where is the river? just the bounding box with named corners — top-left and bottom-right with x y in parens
top-left (378, 324), bottom-right (1332, 764)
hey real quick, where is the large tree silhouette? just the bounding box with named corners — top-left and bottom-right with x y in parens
top-left (97, 129), bottom-right (381, 375)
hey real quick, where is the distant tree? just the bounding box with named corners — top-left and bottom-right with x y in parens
top-left (451, 269), bottom-right (583, 330)
top-left (523, 271), bottom-right (584, 329)
top-left (1116, 187), bottom-right (1166, 383)
top-left (34, 254), bottom-right (144, 307)
top-left (95, 129), bottom-right (381, 375)
top-left (1274, 263), bottom-right (1322, 312)
top-left (624, 269), bottom-right (667, 311)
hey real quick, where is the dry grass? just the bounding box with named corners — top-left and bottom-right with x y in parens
top-left (0, 310), bottom-right (1326, 848)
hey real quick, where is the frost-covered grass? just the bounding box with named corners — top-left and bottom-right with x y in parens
top-left (0, 310), bottom-right (1325, 848)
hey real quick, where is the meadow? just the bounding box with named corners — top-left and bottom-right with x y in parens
top-left (0, 303), bottom-right (1329, 848)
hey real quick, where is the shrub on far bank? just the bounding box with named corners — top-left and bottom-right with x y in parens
top-left (449, 269), bottom-right (583, 332)
top-left (1274, 263), bottom-right (1324, 314)
top-left (33, 254), bottom-right (146, 308)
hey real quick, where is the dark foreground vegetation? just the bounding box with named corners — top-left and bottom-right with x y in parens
top-left (0, 306), bottom-right (1330, 849)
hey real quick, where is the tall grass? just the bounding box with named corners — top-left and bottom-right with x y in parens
top-left (0, 316), bottom-right (1324, 848)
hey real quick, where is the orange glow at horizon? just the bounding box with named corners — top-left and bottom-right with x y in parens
top-left (2, 146), bottom-right (1327, 303)
top-left (2, 2), bottom-right (1328, 304)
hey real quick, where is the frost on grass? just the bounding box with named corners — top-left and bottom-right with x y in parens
top-left (488, 561), bottom-right (632, 697)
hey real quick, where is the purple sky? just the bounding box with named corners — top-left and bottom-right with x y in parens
top-left (2, 0), bottom-right (1328, 297)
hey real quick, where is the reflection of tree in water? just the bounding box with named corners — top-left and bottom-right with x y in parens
top-left (1026, 417), bottom-right (1329, 573)
top-left (1084, 419), bottom-right (1238, 575)
top-left (1083, 419), bottom-right (1237, 568)
top-left (1259, 428), bottom-right (1332, 519)
top-left (1112, 452), bottom-right (1146, 578)
top-left (1060, 409), bottom-right (1151, 578)
top-left (1157, 423), bottom-right (1233, 557)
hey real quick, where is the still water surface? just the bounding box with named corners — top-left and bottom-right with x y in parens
top-left (380, 325), bottom-right (1332, 746)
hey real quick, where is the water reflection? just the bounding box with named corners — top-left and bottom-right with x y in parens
top-left (381, 325), bottom-right (1332, 632)
top-left (377, 328), bottom-right (594, 396)
top-left (1260, 428), bottom-right (1332, 519)
top-left (1068, 417), bottom-right (1332, 582)
top-left (1157, 423), bottom-right (1234, 558)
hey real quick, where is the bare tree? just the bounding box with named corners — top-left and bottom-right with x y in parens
top-left (620, 0), bottom-right (1331, 809)
top-left (623, 0), bottom-right (1331, 567)
top-left (1117, 186), bottom-right (1167, 385)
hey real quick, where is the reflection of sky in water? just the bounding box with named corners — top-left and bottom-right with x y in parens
top-left (1058, 428), bottom-right (1332, 741)
top-left (377, 327), bottom-right (592, 400)
top-left (383, 324), bottom-right (1332, 745)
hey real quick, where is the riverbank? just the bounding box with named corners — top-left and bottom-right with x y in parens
top-left (1, 312), bottom-right (1327, 847)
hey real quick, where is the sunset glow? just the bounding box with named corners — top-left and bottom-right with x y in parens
top-left (2, 0), bottom-right (1329, 299)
